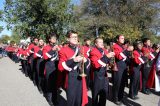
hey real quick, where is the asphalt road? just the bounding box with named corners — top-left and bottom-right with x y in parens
top-left (0, 57), bottom-right (48, 106)
top-left (0, 57), bottom-right (159, 106)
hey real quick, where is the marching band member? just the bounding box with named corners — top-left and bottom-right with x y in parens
top-left (152, 44), bottom-right (160, 57)
top-left (129, 41), bottom-right (144, 99)
top-left (147, 50), bottom-right (160, 92)
top-left (27, 37), bottom-right (38, 81)
top-left (90, 37), bottom-right (115, 106)
top-left (141, 38), bottom-right (155, 94)
top-left (83, 38), bottom-right (91, 89)
top-left (58, 30), bottom-right (89, 106)
top-left (43, 33), bottom-right (59, 105)
top-left (19, 44), bottom-right (28, 76)
top-left (34, 38), bottom-right (45, 92)
top-left (112, 35), bottom-right (133, 104)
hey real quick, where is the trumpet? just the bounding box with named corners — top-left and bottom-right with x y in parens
top-left (109, 42), bottom-right (118, 71)
top-left (79, 46), bottom-right (87, 77)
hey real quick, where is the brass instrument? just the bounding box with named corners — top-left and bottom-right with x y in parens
top-left (79, 44), bottom-right (87, 77)
top-left (109, 42), bottom-right (118, 71)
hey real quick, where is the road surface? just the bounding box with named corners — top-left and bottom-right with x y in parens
top-left (0, 57), bottom-right (159, 106)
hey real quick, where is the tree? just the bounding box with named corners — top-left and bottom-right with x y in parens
top-left (0, 35), bottom-right (11, 44)
top-left (10, 27), bottom-right (21, 44)
top-left (72, 0), bottom-right (160, 43)
top-left (0, 10), bottom-right (4, 32)
top-left (4, 0), bottom-right (74, 41)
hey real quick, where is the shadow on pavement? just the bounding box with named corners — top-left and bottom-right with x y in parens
top-left (107, 85), bottom-right (141, 106)
top-left (150, 89), bottom-right (160, 96)
top-left (18, 60), bottom-right (143, 106)
top-left (122, 97), bottom-right (141, 106)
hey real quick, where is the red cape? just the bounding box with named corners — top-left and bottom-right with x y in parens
top-left (146, 52), bottom-right (160, 88)
top-left (82, 76), bottom-right (88, 106)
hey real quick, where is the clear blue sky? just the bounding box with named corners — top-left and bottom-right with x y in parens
top-left (0, 0), bottom-right (80, 37)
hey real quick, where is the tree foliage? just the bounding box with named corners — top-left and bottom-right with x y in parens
top-left (0, 10), bottom-right (4, 32)
top-left (2, 0), bottom-right (160, 43)
top-left (73, 0), bottom-right (160, 43)
top-left (0, 35), bottom-right (11, 44)
top-left (10, 27), bottom-right (21, 43)
top-left (4, 0), bottom-right (73, 41)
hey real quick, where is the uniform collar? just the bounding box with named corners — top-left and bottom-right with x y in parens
top-left (69, 44), bottom-right (77, 49)
top-left (50, 43), bottom-right (55, 47)
top-left (136, 49), bottom-right (141, 53)
top-left (117, 42), bottom-right (124, 49)
top-left (96, 47), bottom-right (104, 53)
top-left (68, 44), bottom-right (78, 52)
top-left (85, 44), bottom-right (90, 47)
top-left (143, 44), bottom-right (149, 48)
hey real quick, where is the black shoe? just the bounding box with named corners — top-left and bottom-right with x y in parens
top-left (113, 98), bottom-right (122, 105)
top-left (25, 74), bottom-right (28, 77)
top-left (38, 87), bottom-right (43, 94)
top-left (129, 95), bottom-right (136, 100)
top-left (142, 90), bottom-right (149, 95)
top-left (48, 101), bottom-right (53, 106)
top-left (47, 98), bottom-right (53, 106)
top-left (134, 96), bottom-right (139, 100)
top-left (46, 97), bottom-right (53, 105)
top-left (53, 100), bottom-right (59, 105)
top-left (146, 89), bottom-right (151, 94)
top-left (114, 101), bottom-right (122, 105)
top-left (46, 93), bottom-right (53, 104)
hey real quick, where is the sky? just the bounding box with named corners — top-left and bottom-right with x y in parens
top-left (0, 0), bottom-right (80, 37)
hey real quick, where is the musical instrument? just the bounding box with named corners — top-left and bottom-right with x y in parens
top-left (144, 50), bottom-right (151, 67)
top-left (79, 45), bottom-right (87, 77)
top-left (109, 42), bottom-right (118, 71)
